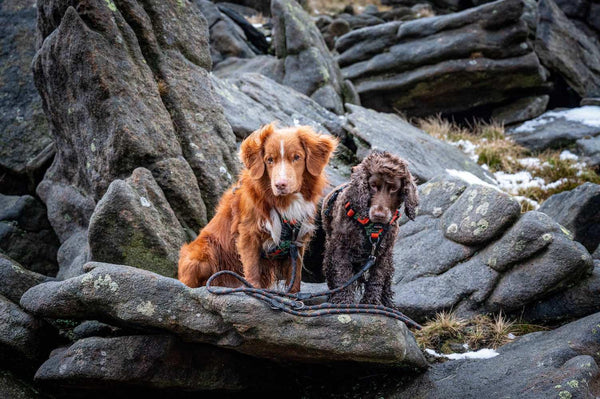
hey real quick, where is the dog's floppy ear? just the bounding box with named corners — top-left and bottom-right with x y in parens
top-left (298, 127), bottom-right (338, 176)
top-left (402, 169), bottom-right (419, 220)
top-left (240, 123), bottom-right (275, 179)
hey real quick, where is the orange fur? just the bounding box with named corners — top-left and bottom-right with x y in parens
top-left (178, 123), bottom-right (337, 291)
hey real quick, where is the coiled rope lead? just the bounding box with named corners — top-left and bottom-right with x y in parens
top-left (205, 242), bottom-right (422, 330)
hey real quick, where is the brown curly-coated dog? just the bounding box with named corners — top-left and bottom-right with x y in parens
top-left (321, 151), bottom-right (419, 306)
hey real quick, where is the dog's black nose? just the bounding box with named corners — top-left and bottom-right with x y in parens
top-left (275, 180), bottom-right (288, 191)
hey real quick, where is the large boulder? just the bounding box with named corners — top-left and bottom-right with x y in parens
top-left (88, 168), bottom-right (186, 277)
top-left (0, 294), bottom-right (55, 375)
top-left (34, 335), bottom-right (291, 393)
top-left (0, 0), bottom-right (53, 195)
top-left (33, 0), bottom-right (240, 278)
top-left (217, 0), bottom-right (357, 114)
top-left (194, 0), bottom-right (266, 66)
top-left (270, 0), bottom-right (353, 114)
top-left (211, 73), bottom-right (348, 141)
top-left (20, 262), bottom-right (428, 368)
top-left (535, 0), bottom-right (600, 99)
top-left (0, 254), bottom-right (53, 305)
top-left (393, 311), bottom-right (600, 399)
top-left (336, 0), bottom-right (548, 117)
top-left (538, 182), bottom-right (600, 253)
top-left (391, 174), bottom-right (594, 322)
top-left (0, 194), bottom-right (59, 276)
top-left (344, 104), bottom-right (494, 184)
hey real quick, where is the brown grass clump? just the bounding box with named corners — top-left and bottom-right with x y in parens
top-left (415, 311), bottom-right (548, 356)
top-left (415, 114), bottom-right (600, 208)
top-left (246, 13), bottom-right (268, 26)
top-left (308, 0), bottom-right (390, 15)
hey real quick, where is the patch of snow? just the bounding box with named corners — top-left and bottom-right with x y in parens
top-left (446, 169), bottom-right (500, 190)
top-left (559, 150), bottom-right (579, 161)
top-left (425, 348), bottom-right (500, 360)
top-left (512, 195), bottom-right (540, 210)
top-left (518, 157), bottom-right (542, 168)
top-left (513, 106), bottom-right (600, 133)
top-left (494, 170), bottom-right (545, 192)
top-left (449, 139), bottom-right (478, 162)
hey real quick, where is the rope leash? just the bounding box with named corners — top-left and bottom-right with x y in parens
top-left (205, 240), bottom-right (422, 330)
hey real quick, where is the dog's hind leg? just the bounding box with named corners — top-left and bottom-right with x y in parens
top-left (178, 238), bottom-right (215, 288)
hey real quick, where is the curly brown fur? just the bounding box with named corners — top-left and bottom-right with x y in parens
top-left (321, 151), bottom-right (418, 306)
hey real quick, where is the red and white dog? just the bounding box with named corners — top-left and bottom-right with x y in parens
top-left (178, 123), bottom-right (337, 292)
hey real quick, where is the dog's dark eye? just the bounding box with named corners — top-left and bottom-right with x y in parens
top-left (266, 157), bottom-right (274, 164)
top-left (390, 185), bottom-right (399, 193)
top-left (370, 183), bottom-right (378, 192)
top-left (293, 154), bottom-right (301, 162)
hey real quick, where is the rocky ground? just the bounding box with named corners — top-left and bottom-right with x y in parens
top-left (1, 0), bottom-right (600, 397)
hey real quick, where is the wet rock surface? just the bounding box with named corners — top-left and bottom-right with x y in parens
top-left (392, 175), bottom-right (594, 322)
top-left (336, 0), bottom-right (547, 117)
top-left (20, 262), bottom-right (428, 368)
top-left (0, 0), bottom-right (52, 195)
top-left (3, 0), bottom-right (600, 396)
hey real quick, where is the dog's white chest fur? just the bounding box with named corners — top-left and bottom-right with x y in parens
top-left (262, 193), bottom-right (316, 248)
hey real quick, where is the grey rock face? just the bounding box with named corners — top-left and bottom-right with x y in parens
top-left (394, 312), bottom-right (600, 399)
top-left (0, 0), bottom-right (52, 195)
top-left (88, 168), bottom-right (186, 278)
top-left (577, 135), bottom-right (600, 168)
top-left (194, 0), bottom-right (264, 66)
top-left (491, 95), bottom-right (549, 126)
top-left (392, 174), bottom-right (594, 322)
top-left (0, 254), bottom-right (53, 304)
top-left (20, 262), bottom-right (428, 368)
top-left (441, 186), bottom-right (521, 246)
top-left (538, 182), bottom-right (600, 253)
top-left (34, 335), bottom-right (294, 392)
top-left (0, 194), bottom-right (59, 276)
top-left (521, 263), bottom-right (600, 323)
top-left (269, 0), bottom-right (350, 114)
top-left (0, 294), bottom-right (53, 373)
top-left (344, 104), bottom-right (494, 184)
top-left (535, 0), bottom-right (600, 98)
top-left (336, 0), bottom-right (547, 117)
top-left (33, 0), bottom-right (240, 278)
top-left (211, 73), bottom-right (347, 140)
top-left (507, 106), bottom-right (600, 151)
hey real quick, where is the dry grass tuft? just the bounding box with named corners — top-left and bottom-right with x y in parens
top-left (415, 114), bottom-right (600, 207)
top-left (308, 0), bottom-right (390, 15)
top-left (415, 310), bottom-right (548, 355)
top-left (246, 13), bottom-right (268, 26)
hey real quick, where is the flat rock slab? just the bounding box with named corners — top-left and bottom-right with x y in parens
top-left (507, 105), bottom-right (600, 151)
top-left (538, 182), bottom-right (600, 253)
top-left (34, 335), bottom-right (289, 392)
top-left (394, 311), bottom-right (600, 399)
top-left (336, 0), bottom-right (547, 116)
top-left (20, 262), bottom-right (428, 368)
top-left (391, 174), bottom-right (594, 322)
top-left (344, 104), bottom-right (494, 184)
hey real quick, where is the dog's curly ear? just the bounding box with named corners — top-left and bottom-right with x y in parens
top-left (298, 127), bottom-right (338, 176)
top-left (240, 123), bottom-right (275, 180)
top-left (402, 171), bottom-right (419, 220)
